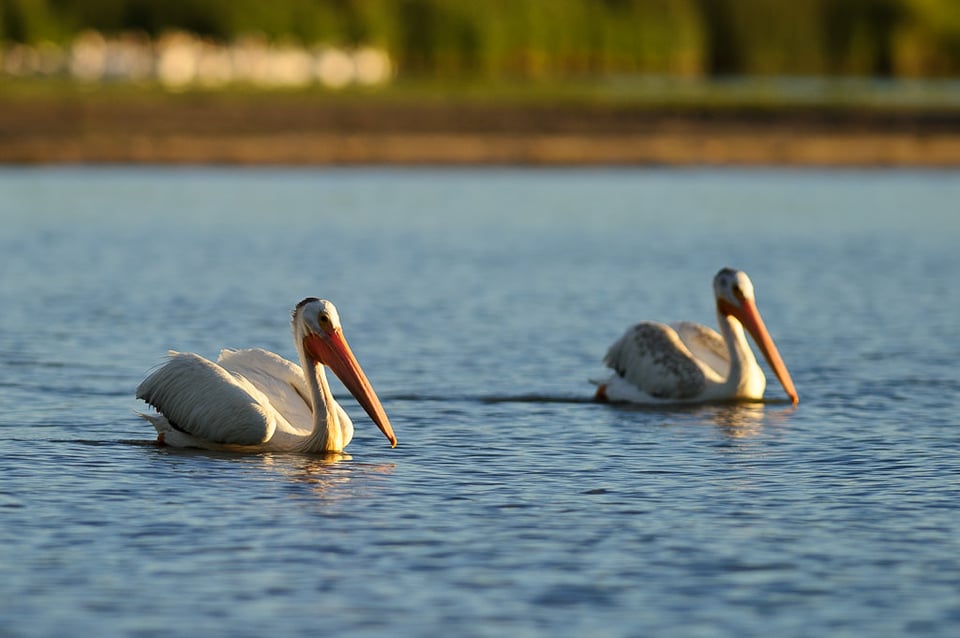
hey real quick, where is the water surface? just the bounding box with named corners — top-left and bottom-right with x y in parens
top-left (1, 167), bottom-right (959, 636)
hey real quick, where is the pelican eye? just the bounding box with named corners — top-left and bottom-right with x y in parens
top-left (317, 312), bottom-right (330, 325)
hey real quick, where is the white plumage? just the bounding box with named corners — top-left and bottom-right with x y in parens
top-left (137, 298), bottom-right (396, 453)
top-left (595, 268), bottom-right (798, 405)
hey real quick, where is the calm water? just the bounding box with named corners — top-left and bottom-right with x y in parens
top-left (1, 167), bottom-right (959, 637)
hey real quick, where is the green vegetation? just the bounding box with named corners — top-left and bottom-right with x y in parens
top-left (1, 0), bottom-right (959, 78)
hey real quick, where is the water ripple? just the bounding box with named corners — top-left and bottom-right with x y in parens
top-left (2, 167), bottom-right (959, 637)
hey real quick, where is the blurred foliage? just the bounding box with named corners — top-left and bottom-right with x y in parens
top-left (1, 0), bottom-right (959, 77)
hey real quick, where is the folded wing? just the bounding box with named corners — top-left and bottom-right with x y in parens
top-left (669, 321), bottom-right (730, 379)
top-left (136, 351), bottom-right (276, 445)
top-left (603, 322), bottom-right (708, 400)
top-left (217, 348), bottom-right (313, 432)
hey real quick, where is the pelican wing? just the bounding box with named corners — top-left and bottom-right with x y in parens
top-left (217, 348), bottom-right (313, 432)
top-left (670, 321), bottom-right (730, 378)
top-left (136, 352), bottom-right (276, 445)
top-left (603, 322), bottom-right (706, 399)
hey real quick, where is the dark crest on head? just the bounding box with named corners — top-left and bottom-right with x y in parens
top-left (294, 297), bottom-right (321, 319)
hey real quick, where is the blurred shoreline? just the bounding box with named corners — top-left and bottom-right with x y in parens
top-left (2, 94), bottom-right (959, 167)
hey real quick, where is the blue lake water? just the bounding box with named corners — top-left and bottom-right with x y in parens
top-left (1, 167), bottom-right (959, 636)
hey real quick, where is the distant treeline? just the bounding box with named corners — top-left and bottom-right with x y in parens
top-left (2, 0), bottom-right (959, 78)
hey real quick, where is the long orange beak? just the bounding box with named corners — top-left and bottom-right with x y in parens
top-left (723, 298), bottom-right (799, 405)
top-left (304, 329), bottom-right (397, 447)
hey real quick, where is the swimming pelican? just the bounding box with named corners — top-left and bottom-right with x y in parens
top-left (594, 268), bottom-right (798, 405)
top-left (137, 297), bottom-right (397, 453)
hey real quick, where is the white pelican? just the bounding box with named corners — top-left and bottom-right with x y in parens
top-left (594, 268), bottom-right (798, 405)
top-left (137, 297), bottom-right (397, 453)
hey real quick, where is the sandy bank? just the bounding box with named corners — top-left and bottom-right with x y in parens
top-left (2, 95), bottom-right (959, 166)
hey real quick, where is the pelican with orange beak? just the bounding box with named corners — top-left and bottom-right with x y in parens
top-left (595, 268), bottom-right (798, 405)
top-left (137, 298), bottom-right (396, 453)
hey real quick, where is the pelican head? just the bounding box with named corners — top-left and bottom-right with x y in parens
top-left (713, 268), bottom-right (799, 405)
top-left (293, 298), bottom-right (397, 447)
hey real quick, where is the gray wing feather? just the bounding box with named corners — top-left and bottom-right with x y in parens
top-left (603, 322), bottom-right (706, 399)
top-left (136, 352), bottom-right (276, 445)
top-left (670, 321), bottom-right (730, 378)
